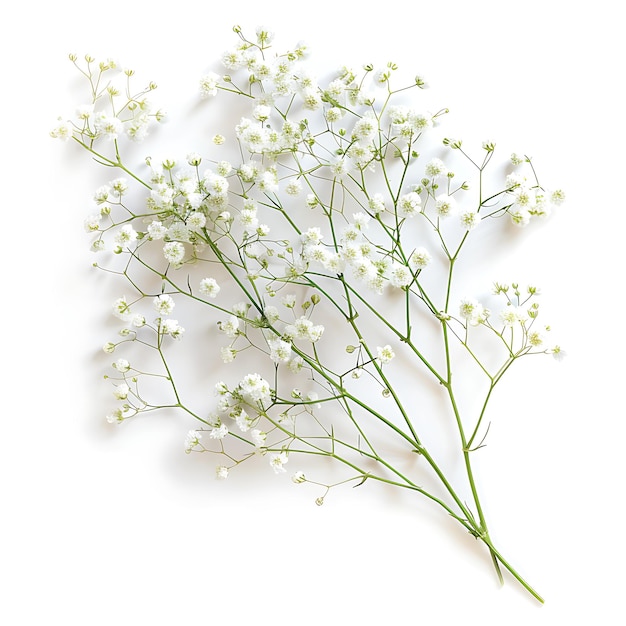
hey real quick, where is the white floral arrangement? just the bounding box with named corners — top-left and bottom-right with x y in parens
top-left (52, 25), bottom-right (565, 603)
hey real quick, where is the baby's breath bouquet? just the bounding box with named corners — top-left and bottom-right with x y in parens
top-left (53, 26), bottom-right (565, 602)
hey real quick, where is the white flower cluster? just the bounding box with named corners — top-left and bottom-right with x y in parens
top-left (456, 283), bottom-right (563, 357)
top-left (505, 171), bottom-right (565, 227)
top-left (300, 212), bottom-right (426, 295)
top-left (50, 56), bottom-right (165, 144)
top-left (59, 31), bottom-right (565, 599)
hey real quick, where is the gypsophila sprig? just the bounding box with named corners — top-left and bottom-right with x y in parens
top-left (55, 27), bottom-right (566, 604)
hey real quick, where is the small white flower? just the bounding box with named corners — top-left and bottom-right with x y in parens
top-left (302, 227), bottom-right (323, 245)
top-left (187, 212), bottom-right (207, 230)
top-left (219, 315), bottom-right (240, 337)
top-left (162, 319), bottom-right (185, 339)
top-left (216, 465), bottom-right (229, 479)
top-left (94, 113), bottom-right (123, 140)
top-left (550, 346), bottom-right (566, 361)
top-left (425, 158), bottom-right (448, 178)
top-left (50, 119), bottom-right (73, 141)
top-left (269, 338), bottom-right (292, 363)
top-left (287, 356), bottom-right (304, 373)
top-left (84, 214), bottom-right (101, 232)
top-left (270, 452), bottom-right (289, 474)
top-left (263, 305), bottom-right (280, 324)
top-left (153, 294), bottom-right (175, 316)
top-left (209, 424), bottom-right (228, 439)
top-left (147, 221), bottom-right (167, 240)
top-left (186, 152), bottom-right (202, 166)
top-left (292, 471), bottom-right (306, 484)
top-left (285, 179), bottom-right (302, 195)
top-left (551, 189), bottom-right (566, 206)
top-left (389, 264), bottom-right (412, 288)
top-left (459, 209), bottom-right (479, 230)
top-left (398, 192), bottom-right (421, 218)
top-left (435, 194), bottom-right (457, 218)
top-left (409, 247), bottom-right (431, 270)
top-left (114, 224), bottom-right (138, 246)
top-left (377, 345), bottom-right (395, 364)
top-left (368, 193), bottom-right (386, 214)
top-left (112, 296), bottom-right (132, 321)
top-left (113, 383), bottom-right (130, 400)
top-left (500, 307), bottom-right (527, 327)
top-left (459, 298), bottom-right (488, 325)
top-left (281, 294), bottom-right (296, 309)
top-left (163, 241), bottom-right (185, 264)
top-left (285, 317), bottom-right (324, 343)
top-left (199, 277), bottom-right (220, 298)
top-left (251, 429), bottom-right (267, 448)
top-left (239, 373), bottom-right (272, 404)
top-left (114, 358), bottom-right (130, 373)
top-left (93, 185), bottom-right (110, 204)
top-left (234, 407), bottom-right (253, 432)
top-left (110, 178), bottom-right (128, 197)
top-left (199, 72), bottom-right (220, 98)
top-left (325, 107), bottom-right (343, 123)
top-left (352, 212), bottom-right (370, 229)
top-left (253, 104), bottom-right (272, 121)
top-left (232, 302), bottom-right (250, 317)
top-left (184, 430), bottom-right (203, 453)
top-left (106, 408), bottom-right (125, 424)
top-left (214, 381), bottom-right (229, 395)
top-left (220, 347), bottom-right (236, 363)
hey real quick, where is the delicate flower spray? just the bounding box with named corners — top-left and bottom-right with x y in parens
top-left (54, 26), bottom-right (565, 602)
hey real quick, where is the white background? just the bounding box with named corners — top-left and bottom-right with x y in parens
top-left (2, 1), bottom-right (624, 623)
